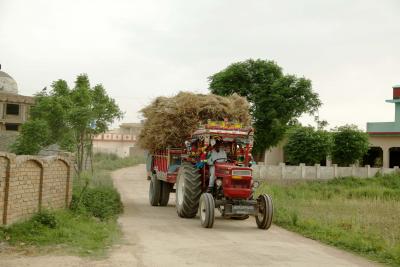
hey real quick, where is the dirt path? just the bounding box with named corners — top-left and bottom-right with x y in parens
top-left (0, 164), bottom-right (380, 267)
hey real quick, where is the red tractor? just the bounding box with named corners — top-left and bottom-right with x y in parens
top-left (147, 121), bottom-right (273, 229)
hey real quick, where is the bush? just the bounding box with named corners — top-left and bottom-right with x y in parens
top-left (284, 126), bottom-right (331, 165)
top-left (32, 210), bottom-right (58, 228)
top-left (10, 119), bottom-right (50, 155)
top-left (72, 186), bottom-right (123, 220)
top-left (331, 125), bottom-right (369, 166)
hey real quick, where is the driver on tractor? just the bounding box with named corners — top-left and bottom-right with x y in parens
top-left (207, 139), bottom-right (227, 193)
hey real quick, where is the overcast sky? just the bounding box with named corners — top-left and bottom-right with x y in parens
top-left (1, 0), bottom-right (399, 130)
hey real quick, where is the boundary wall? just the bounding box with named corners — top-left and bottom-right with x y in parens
top-left (0, 152), bottom-right (73, 225)
top-left (252, 163), bottom-right (399, 180)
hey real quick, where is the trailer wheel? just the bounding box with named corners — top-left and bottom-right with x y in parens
top-left (149, 173), bottom-right (161, 206)
top-left (159, 181), bottom-right (172, 206)
top-left (255, 194), bottom-right (273, 230)
top-left (175, 162), bottom-right (202, 218)
top-left (199, 193), bottom-right (215, 228)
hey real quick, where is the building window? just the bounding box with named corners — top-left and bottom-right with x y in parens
top-left (5, 123), bottom-right (19, 131)
top-left (6, 104), bottom-right (19, 115)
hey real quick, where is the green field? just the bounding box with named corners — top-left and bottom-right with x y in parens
top-left (257, 174), bottom-right (400, 266)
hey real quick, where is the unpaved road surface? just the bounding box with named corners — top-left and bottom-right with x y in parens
top-left (0, 164), bottom-right (380, 267)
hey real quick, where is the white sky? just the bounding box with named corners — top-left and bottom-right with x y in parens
top-left (1, 0), bottom-right (399, 130)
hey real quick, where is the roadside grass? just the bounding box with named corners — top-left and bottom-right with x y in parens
top-left (0, 153), bottom-right (145, 256)
top-left (257, 174), bottom-right (400, 266)
top-left (0, 210), bottom-right (119, 256)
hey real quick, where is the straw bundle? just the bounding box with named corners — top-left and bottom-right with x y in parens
top-left (138, 92), bottom-right (251, 151)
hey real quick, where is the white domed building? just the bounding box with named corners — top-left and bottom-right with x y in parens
top-left (0, 65), bottom-right (35, 150)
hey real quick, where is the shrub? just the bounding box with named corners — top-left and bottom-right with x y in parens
top-left (72, 186), bottom-right (123, 220)
top-left (284, 126), bottom-right (331, 165)
top-left (331, 125), bottom-right (369, 166)
top-left (32, 210), bottom-right (58, 228)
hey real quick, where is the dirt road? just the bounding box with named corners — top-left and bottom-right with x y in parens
top-left (0, 164), bottom-right (380, 267)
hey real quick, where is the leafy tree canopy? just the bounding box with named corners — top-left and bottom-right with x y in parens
top-left (10, 119), bottom-right (50, 155)
top-left (284, 126), bottom-right (332, 165)
top-left (12, 74), bottom-right (123, 173)
top-left (208, 59), bottom-right (321, 156)
top-left (331, 125), bottom-right (369, 166)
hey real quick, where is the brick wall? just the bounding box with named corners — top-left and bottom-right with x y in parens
top-left (0, 152), bottom-right (73, 225)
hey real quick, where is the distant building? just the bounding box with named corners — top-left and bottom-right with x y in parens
top-left (366, 85), bottom-right (400, 168)
top-left (0, 66), bottom-right (35, 151)
top-left (93, 123), bottom-right (144, 157)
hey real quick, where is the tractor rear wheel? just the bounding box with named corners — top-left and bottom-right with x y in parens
top-left (255, 194), bottom-right (273, 230)
top-left (175, 162), bottom-right (202, 218)
top-left (159, 181), bottom-right (172, 206)
top-left (149, 173), bottom-right (161, 206)
top-left (199, 193), bottom-right (215, 228)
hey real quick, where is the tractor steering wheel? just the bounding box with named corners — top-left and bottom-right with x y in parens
top-left (213, 158), bottom-right (228, 164)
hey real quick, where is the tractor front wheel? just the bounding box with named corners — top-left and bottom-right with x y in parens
top-left (255, 194), bottom-right (273, 230)
top-left (199, 193), bottom-right (215, 228)
top-left (175, 162), bottom-right (202, 218)
top-left (149, 173), bottom-right (161, 206)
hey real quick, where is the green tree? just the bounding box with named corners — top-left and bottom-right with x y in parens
top-left (208, 59), bottom-right (321, 158)
top-left (331, 125), bottom-right (369, 166)
top-left (12, 74), bottom-right (123, 173)
top-left (284, 126), bottom-right (332, 165)
top-left (10, 119), bottom-right (50, 155)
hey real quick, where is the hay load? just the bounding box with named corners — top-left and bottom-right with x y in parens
top-left (138, 92), bottom-right (251, 152)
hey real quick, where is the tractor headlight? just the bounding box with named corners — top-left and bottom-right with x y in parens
top-left (252, 181), bottom-right (259, 189)
top-left (216, 178), bottom-right (223, 187)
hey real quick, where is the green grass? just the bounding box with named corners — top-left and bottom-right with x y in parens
top-left (0, 210), bottom-right (120, 256)
top-left (257, 174), bottom-right (400, 266)
top-left (0, 153), bottom-right (144, 256)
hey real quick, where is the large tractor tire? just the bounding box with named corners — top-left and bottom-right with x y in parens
top-left (149, 173), bottom-right (161, 206)
top-left (255, 194), bottom-right (273, 230)
top-left (159, 181), bottom-right (172, 206)
top-left (175, 162), bottom-right (202, 218)
top-left (199, 193), bottom-right (215, 228)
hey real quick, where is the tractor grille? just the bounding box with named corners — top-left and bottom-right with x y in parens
top-left (232, 170), bottom-right (251, 176)
top-left (232, 179), bottom-right (251, 188)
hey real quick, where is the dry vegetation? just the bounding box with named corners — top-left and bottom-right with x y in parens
top-left (258, 174), bottom-right (400, 266)
top-left (138, 92), bottom-right (251, 151)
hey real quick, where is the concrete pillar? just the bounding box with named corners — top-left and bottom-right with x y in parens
top-left (279, 162), bottom-right (285, 179)
top-left (383, 147), bottom-right (390, 168)
top-left (366, 165), bottom-right (371, 178)
top-left (351, 164), bottom-right (356, 176)
top-left (326, 156), bottom-right (332, 167)
top-left (333, 164), bottom-right (338, 177)
top-left (395, 102), bottom-right (400, 122)
top-left (300, 163), bottom-right (305, 179)
top-left (315, 164), bottom-right (321, 179)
